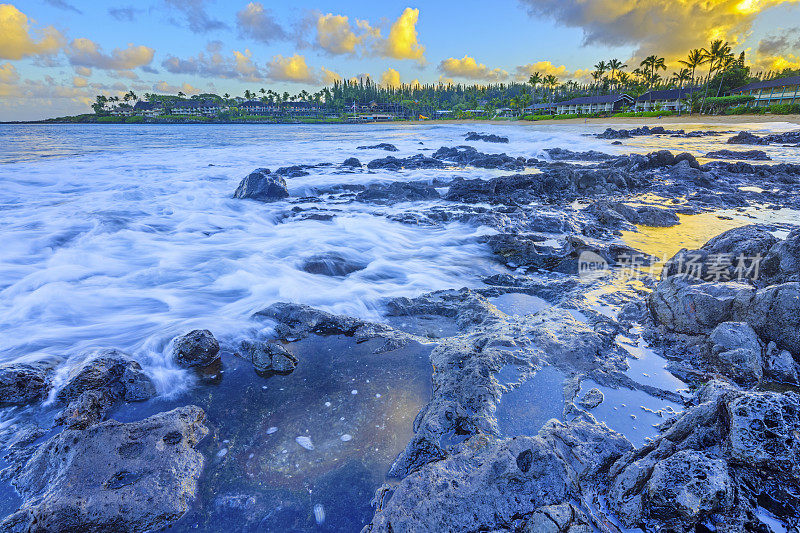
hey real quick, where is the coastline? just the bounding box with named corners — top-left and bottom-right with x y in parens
top-left (3, 114), bottom-right (799, 126)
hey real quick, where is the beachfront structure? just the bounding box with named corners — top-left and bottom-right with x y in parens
top-left (730, 75), bottom-right (800, 107)
top-left (635, 87), bottom-right (700, 112)
top-left (525, 94), bottom-right (634, 115)
top-left (132, 101), bottom-right (163, 117)
top-left (239, 100), bottom-right (279, 115)
top-left (166, 100), bottom-right (226, 116)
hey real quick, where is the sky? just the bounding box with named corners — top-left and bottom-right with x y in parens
top-left (1, 0), bottom-right (799, 120)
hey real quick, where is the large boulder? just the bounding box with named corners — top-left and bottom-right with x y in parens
top-left (0, 358), bottom-right (61, 406)
top-left (366, 420), bottom-right (632, 533)
top-left (662, 224), bottom-right (778, 282)
top-left (300, 252), bottom-right (368, 277)
top-left (56, 350), bottom-right (156, 404)
top-left (732, 282), bottom-right (800, 355)
top-left (172, 329), bottom-right (221, 367)
top-left (644, 450), bottom-right (733, 523)
top-left (762, 228), bottom-right (800, 283)
top-left (706, 322), bottom-right (763, 384)
top-left (232, 168), bottom-right (289, 202)
top-left (1, 406), bottom-right (208, 533)
top-left (242, 341), bottom-right (298, 374)
top-left (725, 391), bottom-right (800, 471)
top-left (649, 275), bottom-right (752, 334)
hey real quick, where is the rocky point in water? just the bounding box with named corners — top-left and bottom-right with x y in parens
top-left (3, 124), bottom-right (800, 533)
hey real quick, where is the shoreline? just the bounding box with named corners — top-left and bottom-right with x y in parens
top-left (3, 114), bottom-right (799, 126)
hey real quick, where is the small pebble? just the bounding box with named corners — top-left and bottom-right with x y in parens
top-left (324, 401), bottom-right (331, 407)
top-left (351, 389), bottom-right (358, 395)
top-left (296, 436), bottom-right (314, 450)
top-left (217, 448), bottom-right (228, 458)
top-left (340, 434), bottom-right (352, 442)
top-left (267, 426), bottom-right (278, 434)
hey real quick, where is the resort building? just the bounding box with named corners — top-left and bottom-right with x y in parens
top-left (132, 101), bottom-right (163, 117)
top-left (635, 87), bottom-right (700, 112)
top-left (166, 100), bottom-right (225, 116)
top-left (525, 94), bottom-right (634, 115)
top-left (729, 75), bottom-right (800, 107)
top-left (239, 100), bottom-right (279, 115)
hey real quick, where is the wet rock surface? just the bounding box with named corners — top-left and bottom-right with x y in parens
top-left (705, 149), bottom-right (771, 160)
top-left (173, 329), bottom-right (221, 367)
top-left (464, 131), bottom-right (509, 143)
top-left (1, 406), bottom-right (208, 533)
top-left (0, 358), bottom-right (61, 406)
top-left (357, 143), bottom-right (398, 151)
top-left (233, 168), bottom-right (289, 202)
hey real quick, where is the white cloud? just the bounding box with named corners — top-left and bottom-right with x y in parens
top-left (439, 55), bottom-right (508, 81)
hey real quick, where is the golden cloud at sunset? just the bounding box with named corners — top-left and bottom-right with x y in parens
top-left (266, 54), bottom-right (314, 83)
top-left (439, 55), bottom-right (508, 81)
top-left (0, 4), bottom-right (65, 60)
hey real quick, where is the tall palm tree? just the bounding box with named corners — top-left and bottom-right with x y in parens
top-left (700, 39), bottom-right (732, 113)
top-left (593, 61), bottom-right (608, 81)
top-left (679, 49), bottom-right (706, 88)
top-left (528, 72), bottom-right (542, 104)
top-left (543, 74), bottom-right (559, 103)
top-left (607, 58), bottom-right (627, 89)
top-left (672, 68), bottom-right (692, 115)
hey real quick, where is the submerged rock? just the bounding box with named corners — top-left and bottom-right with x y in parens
top-left (355, 181), bottom-right (440, 204)
top-left (357, 143), bottom-right (398, 151)
top-left (464, 131), bottom-right (509, 143)
top-left (1, 406), bottom-right (208, 533)
top-left (367, 154), bottom-right (444, 171)
top-left (432, 146), bottom-right (524, 170)
top-left (577, 387), bottom-right (604, 409)
top-left (0, 358), bottom-right (61, 406)
top-left (233, 168), bottom-right (289, 202)
top-left (56, 349), bottom-right (156, 404)
top-left (587, 200), bottom-right (679, 228)
top-left (242, 341), bottom-right (299, 374)
top-left (173, 329), bottom-right (221, 368)
top-left (727, 131), bottom-right (764, 145)
top-left (300, 252), bottom-right (368, 276)
top-left (342, 157), bottom-right (362, 168)
top-left (704, 149), bottom-right (771, 161)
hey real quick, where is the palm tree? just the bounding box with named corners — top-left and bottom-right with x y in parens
top-left (607, 58), bottom-right (627, 89)
top-left (672, 68), bottom-right (692, 115)
top-left (679, 49), bottom-right (706, 88)
top-left (699, 39), bottom-right (732, 113)
top-left (594, 61), bottom-right (608, 81)
top-left (543, 74), bottom-right (559, 103)
top-left (528, 72), bottom-right (542, 104)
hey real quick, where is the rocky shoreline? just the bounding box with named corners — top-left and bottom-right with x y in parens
top-left (1, 127), bottom-right (799, 532)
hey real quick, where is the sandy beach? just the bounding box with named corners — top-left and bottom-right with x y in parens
top-left (389, 114), bottom-right (800, 126)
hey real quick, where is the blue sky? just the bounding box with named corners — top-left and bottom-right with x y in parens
top-left (1, 0), bottom-right (799, 120)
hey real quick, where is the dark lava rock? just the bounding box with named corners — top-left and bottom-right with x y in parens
top-left (173, 329), bottom-right (220, 367)
top-left (706, 321), bottom-right (763, 384)
top-left (762, 227), bottom-right (800, 283)
top-left (56, 349), bottom-right (156, 404)
top-left (241, 341), bottom-right (298, 374)
top-left (233, 168), bottom-right (289, 202)
top-left (544, 147), bottom-right (613, 161)
top-left (607, 382), bottom-right (800, 531)
top-left (355, 181), bottom-right (440, 203)
top-left (367, 420), bottom-right (632, 532)
top-left (732, 281), bottom-right (800, 355)
top-left (300, 252), bottom-right (368, 276)
top-left (661, 224), bottom-right (779, 282)
top-left (357, 143), bottom-right (398, 151)
top-left (705, 149), bottom-right (771, 161)
top-left (55, 389), bottom-right (115, 430)
top-left (649, 275), bottom-right (752, 335)
top-left (487, 233), bottom-right (650, 273)
top-left (597, 126), bottom-right (682, 139)
top-left (465, 131), bottom-right (509, 143)
top-left (341, 157), bottom-right (362, 168)
top-left (1, 406), bottom-right (208, 533)
top-left (587, 201), bottom-right (679, 228)
top-left (727, 130), bottom-right (764, 145)
top-left (366, 154), bottom-right (444, 171)
top-left (0, 358), bottom-right (61, 406)
top-left (432, 146), bottom-right (524, 170)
